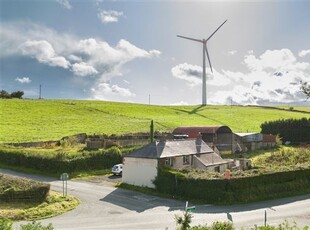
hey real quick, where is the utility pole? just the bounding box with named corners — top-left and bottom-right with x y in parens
top-left (149, 94), bottom-right (151, 105)
top-left (39, 84), bottom-right (42, 99)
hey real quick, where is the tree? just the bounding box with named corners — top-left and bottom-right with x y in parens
top-left (10, 91), bottom-right (24, 99)
top-left (301, 82), bottom-right (310, 99)
top-left (0, 90), bottom-right (11, 99)
top-left (150, 120), bottom-right (154, 142)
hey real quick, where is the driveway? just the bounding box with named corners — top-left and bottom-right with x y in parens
top-left (1, 169), bottom-right (309, 229)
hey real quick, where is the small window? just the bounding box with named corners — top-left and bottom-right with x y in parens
top-left (214, 166), bottom-right (220, 172)
top-left (183, 156), bottom-right (190, 165)
top-left (165, 158), bottom-right (173, 166)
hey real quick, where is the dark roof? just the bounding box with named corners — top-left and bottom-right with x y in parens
top-left (124, 139), bottom-right (214, 159)
top-left (173, 126), bottom-right (232, 138)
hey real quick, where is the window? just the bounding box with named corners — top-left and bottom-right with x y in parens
top-left (214, 166), bottom-right (220, 172)
top-left (183, 156), bottom-right (190, 165)
top-left (165, 158), bottom-right (173, 166)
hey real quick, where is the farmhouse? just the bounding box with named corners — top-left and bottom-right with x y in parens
top-left (122, 137), bottom-right (233, 188)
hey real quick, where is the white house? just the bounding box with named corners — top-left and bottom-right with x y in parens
top-left (122, 138), bottom-right (233, 188)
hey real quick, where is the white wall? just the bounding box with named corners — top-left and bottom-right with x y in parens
top-left (122, 157), bottom-right (158, 189)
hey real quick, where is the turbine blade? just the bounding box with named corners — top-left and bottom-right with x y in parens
top-left (177, 35), bottom-right (202, 43)
top-left (206, 19), bottom-right (227, 41)
top-left (205, 46), bottom-right (213, 73)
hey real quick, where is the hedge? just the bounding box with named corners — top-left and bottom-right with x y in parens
top-left (0, 147), bottom-right (123, 174)
top-left (0, 174), bottom-right (50, 203)
top-left (153, 168), bottom-right (310, 204)
top-left (260, 118), bottom-right (310, 143)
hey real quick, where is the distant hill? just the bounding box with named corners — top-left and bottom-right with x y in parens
top-left (0, 99), bottom-right (309, 143)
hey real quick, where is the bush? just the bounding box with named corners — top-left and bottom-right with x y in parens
top-left (0, 146), bottom-right (126, 175)
top-left (0, 218), bottom-right (13, 230)
top-left (261, 118), bottom-right (310, 143)
top-left (21, 221), bottom-right (54, 230)
top-left (154, 168), bottom-right (310, 204)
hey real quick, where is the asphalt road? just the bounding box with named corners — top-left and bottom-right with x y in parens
top-left (1, 169), bottom-right (309, 230)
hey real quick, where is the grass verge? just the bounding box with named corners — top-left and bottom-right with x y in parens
top-left (0, 191), bottom-right (79, 221)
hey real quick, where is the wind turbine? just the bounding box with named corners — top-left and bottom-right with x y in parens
top-left (177, 20), bottom-right (227, 106)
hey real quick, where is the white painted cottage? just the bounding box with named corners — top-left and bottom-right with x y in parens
top-left (122, 138), bottom-right (233, 188)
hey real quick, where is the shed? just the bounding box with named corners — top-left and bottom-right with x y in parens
top-left (172, 126), bottom-right (233, 152)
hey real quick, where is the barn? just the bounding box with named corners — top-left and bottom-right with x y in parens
top-left (172, 126), bottom-right (233, 152)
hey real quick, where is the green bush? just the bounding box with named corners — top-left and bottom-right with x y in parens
top-left (0, 146), bottom-right (128, 175)
top-left (0, 218), bottom-right (13, 230)
top-left (20, 221), bottom-right (54, 230)
top-left (154, 168), bottom-right (310, 204)
top-left (261, 118), bottom-right (310, 143)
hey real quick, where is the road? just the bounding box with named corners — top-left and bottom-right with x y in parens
top-left (1, 169), bottom-right (309, 230)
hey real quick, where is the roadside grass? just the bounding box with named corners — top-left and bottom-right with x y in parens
top-left (0, 191), bottom-right (79, 221)
top-left (0, 162), bottom-right (112, 179)
top-left (1, 99), bottom-right (309, 143)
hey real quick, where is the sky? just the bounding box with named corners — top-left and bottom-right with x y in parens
top-left (1, 0), bottom-right (310, 106)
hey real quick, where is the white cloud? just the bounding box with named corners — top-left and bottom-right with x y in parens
top-left (56, 0), bottom-right (72, 10)
top-left (149, 50), bottom-right (161, 57)
top-left (1, 21), bottom-right (164, 102)
top-left (208, 49), bottom-right (310, 105)
top-left (20, 40), bottom-right (70, 69)
top-left (2, 21), bottom-right (160, 82)
top-left (72, 62), bottom-right (98, 77)
top-left (15, 77), bottom-right (31, 84)
top-left (299, 49), bottom-right (310, 58)
top-left (228, 50), bottom-right (237, 55)
top-left (171, 63), bottom-right (231, 87)
top-left (90, 82), bottom-right (135, 100)
top-left (244, 49), bottom-right (298, 71)
top-left (97, 10), bottom-right (123, 24)
top-left (68, 54), bottom-right (82, 62)
top-left (171, 63), bottom-right (202, 86)
top-left (170, 101), bottom-right (189, 106)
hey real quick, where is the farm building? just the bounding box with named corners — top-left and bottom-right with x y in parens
top-left (172, 126), bottom-right (233, 153)
top-left (233, 133), bottom-right (276, 151)
top-left (122, 137), bottom-right (233, 188)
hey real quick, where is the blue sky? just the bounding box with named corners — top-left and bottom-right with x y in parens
top-left (1, 0), bottom-right (310, 106)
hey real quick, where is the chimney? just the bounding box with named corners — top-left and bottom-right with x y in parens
top-left (195, 132), bottom-right (202, 153)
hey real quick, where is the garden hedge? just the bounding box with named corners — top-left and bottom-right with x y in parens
top-left (0, 147), bottom-right (123, 174)
top-left (153, 168), bottom-right (310, 204)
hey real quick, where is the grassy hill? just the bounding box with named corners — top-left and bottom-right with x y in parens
top-left (0, 99), bottom-right (309, 143)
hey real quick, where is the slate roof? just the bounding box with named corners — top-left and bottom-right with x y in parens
top-left (124, 139), bottom-right (214, 159)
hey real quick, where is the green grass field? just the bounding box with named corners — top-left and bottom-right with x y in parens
top-left (0, 99), bottom-right (309, 143)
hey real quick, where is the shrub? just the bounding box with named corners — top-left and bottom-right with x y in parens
top-left (0, 146), bottom-right (127, 175)
top-left (175, 212), bottom-right (192, 230)
top-left (261, 118), bottom-right (310, 143)
top-left (20, 221), bottom-right (54, 230)
top-left (0, 218), bottom-right (13, 230)
top-left (154, 167), bottom-right (310, 204)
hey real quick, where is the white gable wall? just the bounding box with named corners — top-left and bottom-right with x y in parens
top-left (122, 157), bottom-right (158, 188)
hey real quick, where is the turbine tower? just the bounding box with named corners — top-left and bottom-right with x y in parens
top-left (177, 20), bottom-right (227, 106)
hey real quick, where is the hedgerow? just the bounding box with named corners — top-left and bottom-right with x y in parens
top-left (154, 167), bottom-right (310, 205)
top-left (0, 145), bottom-right (133, 175)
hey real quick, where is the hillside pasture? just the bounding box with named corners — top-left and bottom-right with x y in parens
top-left (0, 99), bottom-right (309, 143)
